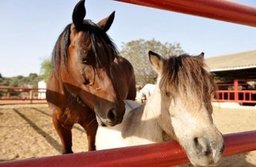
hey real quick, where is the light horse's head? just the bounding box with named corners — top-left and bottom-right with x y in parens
top-left (148, 51), bottom-right (224, 166)
top-left (51, 0), bottom-right (125, 126)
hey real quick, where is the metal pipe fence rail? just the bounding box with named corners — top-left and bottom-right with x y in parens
top-left (1, 86), bottom-right (255, 104)
top-left (115, 0), bottom-right (256, 27)
top-left (0, 86), bottom-right (46, 104)
top-left (1, 130), bottom-right (256, 167)
top-left (214, 90), bottom-right (256, 104)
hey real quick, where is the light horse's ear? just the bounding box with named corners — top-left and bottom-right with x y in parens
top-left (97, 11), bottom-right (115, 32)
top-left (72, 0), bottom-right (86, 30)
top-left (148, 51), bottom-right (163, 73)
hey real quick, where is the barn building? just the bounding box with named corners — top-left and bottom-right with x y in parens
top-left (206, 50), bottom-right (256, 105)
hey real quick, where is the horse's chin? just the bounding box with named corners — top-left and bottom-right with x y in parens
top-left (96, 116), bottom-right (116, 127)
top-left (96, 116), bottom-right (105, 126)
top-left (183, 144), bottom-right (223, 167)
top-left (187, 156), bottom-right (220, 167)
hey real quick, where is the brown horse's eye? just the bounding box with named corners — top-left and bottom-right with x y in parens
top-left (83, 79), bottom-right (89, 85)
top-left (82, 58), bottom-right (88, 64)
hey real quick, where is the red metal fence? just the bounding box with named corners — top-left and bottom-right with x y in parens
top-left (0, 130), bottom-right (256, 167)
top-left (0, 86), bottom-right (46, 104)
top-left (1, 85), bottom-right (256, 104)
top-left (215, 90), bottom-right (256, 104)
top-left (213, 80), bottom-right (256, 104)
top-left (116, 0), bottom-right (256, 27)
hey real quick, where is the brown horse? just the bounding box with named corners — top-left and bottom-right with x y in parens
top-left (46, 0), bottom-right (136, 154)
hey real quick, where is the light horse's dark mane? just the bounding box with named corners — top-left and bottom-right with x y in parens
top-left (160, 54), bottom-right (215, 104)
top-left (51, 20), bottom-right (119, 75)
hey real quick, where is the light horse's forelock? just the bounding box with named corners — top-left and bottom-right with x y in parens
top-left (160, 54), bottom-right (215, 110)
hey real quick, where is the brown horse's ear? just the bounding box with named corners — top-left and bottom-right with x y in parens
top-left (97, 11), bottom-right (115, 32)
top-left (198, 52), bottom-right (205, 59)
top-left (72, 0), bottom-right (86, 30)
top-left (148, 51), bottom-right (163, 73)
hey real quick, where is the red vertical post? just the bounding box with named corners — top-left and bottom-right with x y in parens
top-left (234, 80), bottom-right (239, 102)
top-left (29, 90), bottom-right (33, 104)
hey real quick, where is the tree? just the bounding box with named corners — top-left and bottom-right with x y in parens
top-left (40, 59), bottom-right (52, 81)
top-left (27, 73), bottom-right (41, 87)
top-left (120, 39), bottom-right (184, 86)
top-left (28, 73), bottom-right (38, 80)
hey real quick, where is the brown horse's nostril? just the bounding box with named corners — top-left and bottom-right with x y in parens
top-left (194, 137), bottom-right (212, 156)
top-left (107, 108), bottom-right (117, 123)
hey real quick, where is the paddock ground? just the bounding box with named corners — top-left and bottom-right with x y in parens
top-left (0, 104), bottom-right (256, 166)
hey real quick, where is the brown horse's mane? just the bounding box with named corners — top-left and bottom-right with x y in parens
top-left (51, 24), bottom-right (71, 74)
top-left (159, 54), bottom-right (215, 104)
top-left (51, 20), bottom-right (119, 75)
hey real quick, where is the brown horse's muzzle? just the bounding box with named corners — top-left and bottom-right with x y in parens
top-left (95, 100), bottom-right (125, 127)
top-left (76, 83), bottom-right (126, 126)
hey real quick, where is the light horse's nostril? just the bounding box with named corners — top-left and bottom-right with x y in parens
top-left (220, 143), bottom-right (225, 153)
top-left (194, 137), bottom-right (212, 156)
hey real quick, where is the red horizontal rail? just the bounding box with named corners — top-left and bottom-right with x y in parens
top-left (0, 86), bottom-right (46, 91)
top-left (0, 86), bottom-right (47, 104)
top-left (0, 99), bottom-right (46, 101)
top-left (214, 90), bottom-right (256, 103)
top-left (115, 0), bottom-right (256, 27)
top-left (1, 131), bottom-right (256, 167)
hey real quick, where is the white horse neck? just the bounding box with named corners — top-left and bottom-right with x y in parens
top-left (96, 87), bottom-right (167, 150)
top-left (141, 88), bottom-right (162, 120)
top-left (142, 86), bottom-right (175, 140)
top-left (114, 89), bottom-right (163, 144)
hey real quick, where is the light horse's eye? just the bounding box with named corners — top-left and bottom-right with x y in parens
top-left (165, 91), bottom-right (172, 97)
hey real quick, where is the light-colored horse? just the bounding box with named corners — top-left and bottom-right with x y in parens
top-left (96, 51), bottom-right (224, 166)
top-left (136, 83), bottom-right (155, 103)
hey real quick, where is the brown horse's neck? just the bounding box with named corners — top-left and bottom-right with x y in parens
top-left (47, 72), bottom-right (82, 109)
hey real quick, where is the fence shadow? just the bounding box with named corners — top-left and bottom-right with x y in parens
top-left (13, 108), bottom-right (62, 153)
top-left (31, 107), bottom-right (51, 117)
top-left (31, 107), bottom-right (85, 133)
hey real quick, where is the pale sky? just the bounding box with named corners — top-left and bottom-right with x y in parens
top-left (0, 0), bottom-right (256, 77)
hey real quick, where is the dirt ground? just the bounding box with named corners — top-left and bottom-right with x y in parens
top-left (0, 104), bottom-right (256, 166)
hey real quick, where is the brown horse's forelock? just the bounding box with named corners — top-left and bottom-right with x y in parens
top-left (51, 20), bottom-right (118, 76)
top-left (159, 54), bottom-right (215, 104)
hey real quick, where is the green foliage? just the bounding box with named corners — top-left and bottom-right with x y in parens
top-left (0, 73), bottom-right (42, 88)
top-left (40, 59), bottom-right (51, 81)
top-left (120, 39), bottom-right (184, 86)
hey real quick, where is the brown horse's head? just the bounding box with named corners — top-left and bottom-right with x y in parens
top-left (51, 0), bottom-right (125, 126)
top-left (148, 51), bottom-right (224, 166)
